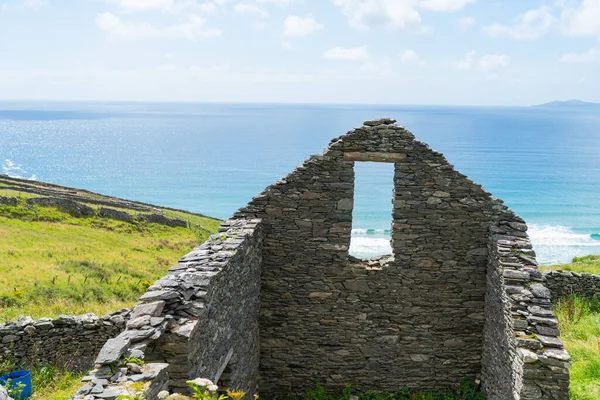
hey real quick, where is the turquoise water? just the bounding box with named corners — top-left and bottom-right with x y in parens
top-left (1, 102), bottom-right (599, 264)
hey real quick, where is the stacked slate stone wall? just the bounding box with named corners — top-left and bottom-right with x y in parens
top-left (544, 270), bottom-right (600, 299)
top-left (481, 220), bottom-right (570, 400)
top-left (72, 218), bottom-right (263, 398)
top-left (233, 119), bottom-right (518, 396)
top-left (0, 311), bottom-right (128, 371)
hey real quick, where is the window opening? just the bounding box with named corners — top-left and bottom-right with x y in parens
top-left (349, 162), bottom-right (394, 260)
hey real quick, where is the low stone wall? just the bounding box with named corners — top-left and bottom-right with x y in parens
top-left (72, 218), bottom-right (263, 398)
top-left (0, 311), bottom-right (128, 371)
top-left (481, 218), bottom-right (570, 400)
top-left (544, 270), bottom-right (600, 300)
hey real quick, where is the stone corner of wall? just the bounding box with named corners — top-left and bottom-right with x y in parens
top-left (72, 215), bottom-right (264, 398)
top-left (483, 217), bottom-right (570, 400)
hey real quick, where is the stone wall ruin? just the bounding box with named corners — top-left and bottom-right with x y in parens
top-left (59, 119), bottom-right (571, 398)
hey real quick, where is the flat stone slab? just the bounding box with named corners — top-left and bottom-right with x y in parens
top-left (131, 301), bottom-right (165, 318)
top-left (537, 334), bottom-right (564, 349)
top-left (118, 329), bottom-right (156, 342)
top-left (343, 152), bottom-right (406, 163)
top-left (544, 348), bottom-right (571, 361)
top-left (139, 290), bottom-right (179, 302)
top-left (95, 337), bottom-right (131, 365)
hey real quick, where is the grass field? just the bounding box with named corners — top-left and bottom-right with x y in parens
top-left (553, 295), bottom-right (600, 400)
top-left (0, 196), bottom-right (220, 321)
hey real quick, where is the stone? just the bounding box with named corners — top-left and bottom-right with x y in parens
top-left (139, 290), bottom-right (179, 302)
top-left (0, 385), bottom-right (13, 400)
top-left (118, 329), bottom-right (156, 342)
top-left (90, 383), bottom-right (105, 394)
top-left (519, 348), bottom-right (539, 364)
top-left (409, 354), bottom-right (429, 362)
top-left (530, 284), bottom-right (551, 299)
top-left (537, 334), bottom-right (564, 349)
top-left (95, 337), bottom-right (131, 364)
top-left (126, 315), bottom-right (151, 329)
top-left (16, 316), bottom-right (34, 327)
top-left (336, 198), bottom-right (353, 211)
top-left (545, 349), bottom-right (571, 362)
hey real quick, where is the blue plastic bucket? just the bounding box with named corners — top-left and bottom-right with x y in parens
top-left (0, 370), bottom-right (32, 399)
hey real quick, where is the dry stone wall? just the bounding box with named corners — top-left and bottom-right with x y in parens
top-left (0, 311), bottom-right (128, 371)
top-left (544, 270), bottom-right (600, 299)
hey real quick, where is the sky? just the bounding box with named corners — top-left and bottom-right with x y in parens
top-left (0, 0), bottom-right (599, 105)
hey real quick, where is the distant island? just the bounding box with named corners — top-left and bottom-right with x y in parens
top-left (534, 99), bottom-right (600, 109)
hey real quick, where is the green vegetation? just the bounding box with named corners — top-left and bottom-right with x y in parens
top-left (541, 254), bottom-right (600, 275)
top-left (0, 361), bottom-right (84, 400)
top-left (0, 196), bottom-right (220, 321)
top-left (553, 295), bottom-right (600, 400)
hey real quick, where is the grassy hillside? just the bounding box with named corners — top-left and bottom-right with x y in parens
top-left (553, 296), bottom-right (600, 400)
top-left (0, 176), bottom-right (221, 321)
top-left (543, 255), bottom-right (600, 399)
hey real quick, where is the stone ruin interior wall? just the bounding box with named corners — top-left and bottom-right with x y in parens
top-left (234, 119), bottom-right (515, 396)
top-left (0, 311), bottom-right (127, 372)
top-left (144, 218), bottom-right (263, 394)
top-left (482, 218), bottom-right (570, 400)
top-left (71, 218), bottom-right (263, 399)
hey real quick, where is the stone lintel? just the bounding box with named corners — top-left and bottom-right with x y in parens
top-left (343, 152), bottom-right (406, 163)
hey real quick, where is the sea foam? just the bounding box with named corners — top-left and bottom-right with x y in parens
top-left (349, 225), bottom-right (600, 265)
top-left (2, 159), bottom-right (37, 180)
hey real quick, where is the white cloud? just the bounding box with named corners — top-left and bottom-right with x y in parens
top-left (561, 0), bottom-right (600, 37)
top-left (479, 54), bottom-right (510, 77)
top-left (256, 0), bottom-right (293, 4)
top-left (456, 51), bottom-right (509, 78)
top-left (234, 3), bottom-right (269, 17)
top-left (559, 48), bottom-right (599, 63)
top-left (96, 12), bottom-right (222, 40)
top-left (323, 46), bottom-right (369, 61)
top-left (459, 16), bottom-right (476, 29)
top-left (283, 15), bottom-right (324, 37)
top-left (332, 0), bottom-right (421, 30)
top-left (332, 0), bottom-right (474, 31)
top-left (106, 0), bottom-right (224, 14)
top-left (400, 49), bottom-right (426, 66)
top-left (484, 6), bottom-right (554, 40)
top-left (359, 58), bottom-right (395, 77)
top-left (419, 0), bottom-right (475, 12)
top-left (22, 0), bottom-right (48, 9)
top-left (108, 0), bottom-right (174, 12)
top-left (0, 0), bottom-right (48, 10)
top-left (456, 50), bottom-right (476, 70)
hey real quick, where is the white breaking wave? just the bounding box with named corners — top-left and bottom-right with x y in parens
top-left (528, 224), bottom-right (600, 265)
top-left (351, 228), bottom-right (391, 234)
top-left (349, 236), bottom-right (392, 259)
top-left (2, 159), bottom-right (37, 180)
top-left (349, 224), bottom-right (600, 265)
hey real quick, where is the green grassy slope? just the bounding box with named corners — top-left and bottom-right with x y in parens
top-left (553, 296), bottom-right (600, 400)
top-left (0, 179), bottom-right (221, 321)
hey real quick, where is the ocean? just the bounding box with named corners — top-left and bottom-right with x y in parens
top-left (1, 101), bottom-right (599, 265)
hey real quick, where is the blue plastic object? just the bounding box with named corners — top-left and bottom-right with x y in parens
top-left (0, 370), bottom-right (32, 399)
